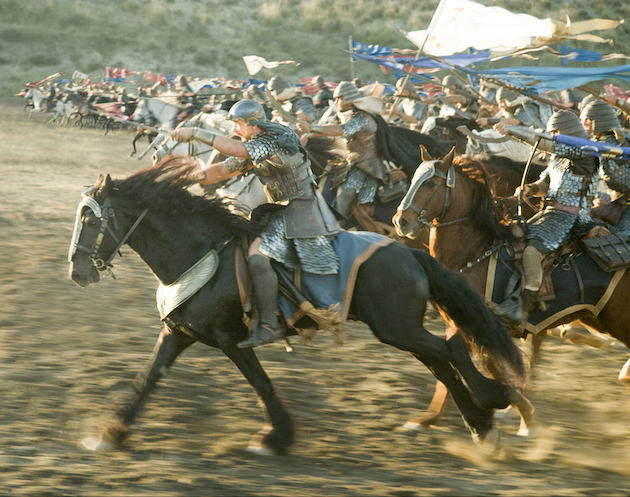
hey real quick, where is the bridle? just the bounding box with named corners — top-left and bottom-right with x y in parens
top-left (398, 160), bottom-right (469, 230)
top-left (68, 187), bottom-right (148, 273)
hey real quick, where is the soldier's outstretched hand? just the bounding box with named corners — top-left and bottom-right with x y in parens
top-left (171, 127), bottom-right (194, 142)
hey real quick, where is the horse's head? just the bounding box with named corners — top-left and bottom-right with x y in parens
top-left (68, 174), bottom-right (147, 287)
top-left (393, 146), bottom-right (457, 239)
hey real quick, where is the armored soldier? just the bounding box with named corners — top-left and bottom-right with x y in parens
top-left (268, 76), bottom-right (317, 124)
top-left (581, 100), bottom-right (630, 235)
top-left (390, 77), bottom-right (428, 130)
top-left (478, 87), bottom-right (547, 130)
top-left (297, 80), bottom-right (391, 225)
top-left (499, 111), bottom-right (600, 314)
top-left (171, 99), bottom-right (341, 347)
top-left (311, 75), bottom-right (334, 112)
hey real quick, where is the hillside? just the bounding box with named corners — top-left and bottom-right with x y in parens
top-left (1, 0), bottom-right (629, 98)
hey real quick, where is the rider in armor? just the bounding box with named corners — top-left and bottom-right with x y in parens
top-left (297, 80), bottom-right (390, 227)
top-left (581, 100), bottom-right (630, 235)
top-left (311, 75), bottom-right (334, 112)
top-left (498, 110), bottom-right (600, 316)
top-left (268, 76), bottom-right (317, 124)
top-left (478, 87), bottom-right (546, 129)
top-left (390, 77), bottom-right (428, 130)
top-left (171, 99), bottom-right (341, 347)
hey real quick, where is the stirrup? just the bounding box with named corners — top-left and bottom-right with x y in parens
top-left (237, 324), bottom-right (284, 348)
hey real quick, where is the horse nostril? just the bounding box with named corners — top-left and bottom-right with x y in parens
top-left (399, 217), bottom-right (408, 229)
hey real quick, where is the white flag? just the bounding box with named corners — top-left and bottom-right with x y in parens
top-left (407, 0), bottom-right (554, 55)
top-left (242, 55), bottom-right (298, 75)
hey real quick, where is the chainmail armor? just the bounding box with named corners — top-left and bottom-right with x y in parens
top-left (526, 209), bottom-right (594, 253)
top-left (598, 134), bottom-right (630, 194)
top-left (338, 168), bottom-right (379, 204)
top-left (340, 112), bottom-right (371, 138)
top-left (259, 211), bottom-right (339, 274)
top-left (289, 96), bottom-right (317, 122)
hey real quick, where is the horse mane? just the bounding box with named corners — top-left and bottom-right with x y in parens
top-left (111, 155), bottom-right (258, 237)
top-left (451, 155), bottom-right (512, 241)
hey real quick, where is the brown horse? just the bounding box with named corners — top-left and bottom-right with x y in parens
top-left (393, 149), bottom-right (630, 434)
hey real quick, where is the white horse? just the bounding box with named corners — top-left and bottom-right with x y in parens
top-left (131, 97), bottom-right (181, 131)
top-left (149, 111), bottom-right (268, 218)
top-left (24, 88), bottom-right (48, 113)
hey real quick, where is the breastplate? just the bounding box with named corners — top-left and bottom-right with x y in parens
top-left (254, 151), bottom-right (315, 203)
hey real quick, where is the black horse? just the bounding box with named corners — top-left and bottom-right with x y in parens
top-left (68, 157), bottom-right (525, 454)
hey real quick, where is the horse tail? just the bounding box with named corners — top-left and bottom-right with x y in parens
top-left (410, 248), bottom-right (525, 381)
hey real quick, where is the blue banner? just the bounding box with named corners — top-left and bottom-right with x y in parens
top-left (556, 133), bottom-right (630, 161)
top-left (463, 64), bottom-right (630, 93)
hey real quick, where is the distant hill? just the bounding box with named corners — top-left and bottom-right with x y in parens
top-left (2, 0), bottom-right (629, 98)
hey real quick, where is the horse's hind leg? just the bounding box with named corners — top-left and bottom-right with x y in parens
top-left (83, 325), bottom-right (195, 450)
top-left (221, 345), bottom-right (294, 455)
top-left (377, 325), bottom-right (495, 441)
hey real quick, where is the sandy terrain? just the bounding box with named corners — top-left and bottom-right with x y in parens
top-left (1, 103), bottom-right (629, 496)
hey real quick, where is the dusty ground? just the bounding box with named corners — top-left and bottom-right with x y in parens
top-left (1, 103), bottom-right (630, 496)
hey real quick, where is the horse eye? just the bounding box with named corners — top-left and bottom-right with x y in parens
top-left (425, 179), bottom-right (436, 188)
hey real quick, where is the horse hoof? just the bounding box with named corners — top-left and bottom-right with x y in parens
top-left (472, 426), bottom-right (501, 454)
top-left (246, 442), bottom-right (277, 456)
top-left (618, 359), bottom-right (630, 381)
top-left (81, 436), bottom-right (116, 451)
top-left (398, 421), bottom-right (423, 432)
top-left (516, 426), bottom-right (530, 437)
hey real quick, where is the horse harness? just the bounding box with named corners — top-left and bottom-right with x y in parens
top-left (68, 188), bottom-right (148, 273)
top-left (398, 160), bottom-right (469, 229)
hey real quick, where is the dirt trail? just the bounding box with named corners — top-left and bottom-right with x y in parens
top-left (1, 104), bottom-right (629, 496)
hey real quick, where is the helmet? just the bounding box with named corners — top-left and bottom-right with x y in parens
top-left (268, 76), bottom-right (290, 93)
top-left (546, 110), bottom-right (586, 138)
top-left (333, 81), bottom-right (361, 103)
top-left (228, 99), bottom-right (267, 125)
top-left (496, 87), bottom-right (517, 104)
top-left (577, 94), bottom-right (597, 112)
top-left (441, 75), bottom-right (461, 89)
top-left (313, 75), bottom-right (325, 87)
top-left (580, 100), bottom-right (620, 133)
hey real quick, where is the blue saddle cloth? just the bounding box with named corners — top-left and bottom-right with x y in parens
top-left (490, 245), bottom-right (622, 334)
top-left (271, 230), bottom-right (392, 333)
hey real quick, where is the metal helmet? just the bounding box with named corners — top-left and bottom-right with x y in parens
top-left (333, 80), bottom-right (361, 103)
top-left (496, 87), bottom-right (517, 103)
top-left (228, 99), bottom-right (267, 125)
top-left (313, 75), bottom-right (325, 87)
top-left (580, 100), bottom-right (620, 133)
top-left (441, 75), bottom-right (461, 89)
top-left (546, 110), bottom-right (586, 138)
top-left (577, 93), bottom-right (597, 112)
top-left (268, 76), bottom-right (290, 93)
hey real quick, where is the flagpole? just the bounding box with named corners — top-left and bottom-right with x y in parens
top-left (349, 35), bottom-right (356, 80)
top-left (386, 0), bottom-right (448, 122)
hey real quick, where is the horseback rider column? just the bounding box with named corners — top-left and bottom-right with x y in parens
top-left (297, 80), bottom-right (390, 229)
top-left (581, 100), bottom-right (630, 235)
top-left (496, 110), bottom-right (600, 315)
top-left (171, 99), bottom-right (341, 348)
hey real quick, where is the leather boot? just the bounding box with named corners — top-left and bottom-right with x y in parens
top-left (237, 255), bottom-right (284, 348)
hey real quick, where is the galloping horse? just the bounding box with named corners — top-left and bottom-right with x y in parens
top-left (68, 157), bottom-right (526, 454)
top-left (393, 150), bottom-right (630, 432)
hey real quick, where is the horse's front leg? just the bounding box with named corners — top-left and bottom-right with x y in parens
top-left (82, 325), bottom-right (195, 450)
top-left (221, 345), bottom-right (294, 455)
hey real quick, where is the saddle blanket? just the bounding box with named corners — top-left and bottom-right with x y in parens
top-left (488, 245), bottom-right (625, 335)
top-left (272, 230), bottom-right (392, 342)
